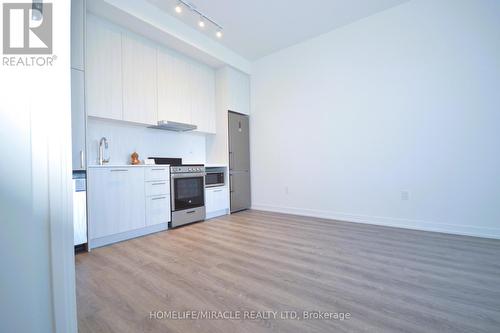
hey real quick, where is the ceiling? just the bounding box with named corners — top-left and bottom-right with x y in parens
top-left (147, 0), bottom-right (410, 60)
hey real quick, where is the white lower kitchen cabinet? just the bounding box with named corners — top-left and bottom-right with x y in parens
top-left (145, 169), bottom-right (171, 227)
top-left (88, 166), bottom-right (170, 249)
top-left (205, 187), bottom-right (230, 219)
top-left (88, 167), bottom-right (145, 239)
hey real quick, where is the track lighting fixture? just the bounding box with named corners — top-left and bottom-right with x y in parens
top-left (174, 0), bottom-right (224, 40)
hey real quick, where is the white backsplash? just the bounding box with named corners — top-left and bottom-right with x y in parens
top-left (87, 118), bottom-right (207, 165)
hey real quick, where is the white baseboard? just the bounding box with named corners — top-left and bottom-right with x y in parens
top-left (251, 204), bottom-right (500, 240)
top-left (89, 223), bottom-right (169, 250)
top-left (206, 209), bottom-right (230, 220)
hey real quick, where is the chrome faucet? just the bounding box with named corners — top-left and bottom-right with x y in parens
top-left (98, 137), bottom-right (110, 165)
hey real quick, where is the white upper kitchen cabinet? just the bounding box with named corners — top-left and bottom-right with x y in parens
top-left (86, 15), bottom-right (123, 120)
top-left (157, 47), bottom-right (192, 125)
top-left (226, 67), bottom-right (250, 115)
top-left (71, 69), bottom-right (85, 170)
top-left (86, 16), bottom-right (218, 132)
top-left (71, 0), bottom-right (85, 71)
top-left (190, 62), bottom-right (216, 134)
top-left (122, 32), bottom-right (157, 125)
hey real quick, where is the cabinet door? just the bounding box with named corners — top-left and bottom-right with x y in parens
top-left (214, 187), bottom-right (229, 212)
top-left (226, 68), bottom-right (250, 115)
top-left (71, 69), bottom-right (85, 170)
top-left (122, 33), bottom-right (157, 125)
top-left (157, 48), bottom-right (191, 124)
top-left (206, 187), bottom-right (229, 213)
top-left (88, 168), bottom-right (146, 239)
top-left (71, 0), bottom-right (85, 70)
top-left (117, 168), bottom-right (147, 233)
top-left (146, 195), bottom-right (171, 226)
top-left (191, 63), bottom-right (216, 134)
top-left (205, 188), bottom-right (214, 213)
top-left (86, 15), bottom-right (123, 120)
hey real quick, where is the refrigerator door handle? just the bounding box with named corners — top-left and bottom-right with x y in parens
top-left (229, 151), bottom-right (233, 170)
top-left (80, 150), bottom-right (84, 169)
top-left (229, 173), bottom-right (234, 193)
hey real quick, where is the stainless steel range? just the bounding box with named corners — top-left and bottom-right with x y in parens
top-left (148, 157), bottom-right (206, 228)
top-left (170, 165), bottom-right (206, 228)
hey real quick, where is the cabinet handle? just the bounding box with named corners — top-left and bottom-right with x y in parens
top-left (111, 169), bottom-right (128, 172)
top-left (213, 189), bottom-right (222, 192)
top-left (151, 196), bottom-right (166, 200)
top-left (79, 150), bottom-right (84, 169)
top-left (152, 168), bottom-right (165, 171)
top-left (151, 182), bottom-right (166, 186)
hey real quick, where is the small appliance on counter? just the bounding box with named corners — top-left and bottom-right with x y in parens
top-left (149, 157), bottom-right (206, 228)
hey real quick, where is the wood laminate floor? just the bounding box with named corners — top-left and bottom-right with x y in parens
top-left (76, 210), bottom-right (500, 333)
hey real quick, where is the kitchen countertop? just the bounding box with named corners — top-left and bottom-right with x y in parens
top-left (87, 164), bottom-right (170, 168)
top-left (88, 164), bottom-right (227, 168)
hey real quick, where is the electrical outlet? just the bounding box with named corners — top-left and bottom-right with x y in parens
top-left (401, 191), bottom-right (410, 201)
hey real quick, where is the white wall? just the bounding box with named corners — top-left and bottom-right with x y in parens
top-left (251, 0), bottom-right (500, 238)
top-left (87, 118), bottom-right (207, 165)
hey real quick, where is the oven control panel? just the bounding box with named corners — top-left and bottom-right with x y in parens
top-left (171, 165), bottom-right (205, 174)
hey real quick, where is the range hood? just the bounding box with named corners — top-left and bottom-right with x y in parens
top-left (148, 120), bottom-right (197, 132)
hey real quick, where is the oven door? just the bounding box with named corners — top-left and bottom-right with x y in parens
top-left (171, 173), bottom-right (205, 212)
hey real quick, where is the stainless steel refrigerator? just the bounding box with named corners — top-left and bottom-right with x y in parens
top-left (228, 112), bottom-right (251, 212)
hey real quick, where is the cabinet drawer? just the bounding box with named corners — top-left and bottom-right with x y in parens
top-left (145, 167), bottom-right (169, 181)
top-left (146, 195), bottom-right (171, 226)
top-left (145, 181), bottom-right (170, 196)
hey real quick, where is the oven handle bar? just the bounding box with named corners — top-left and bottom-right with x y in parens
top-left (171, 172), bottom-right (206, 179)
